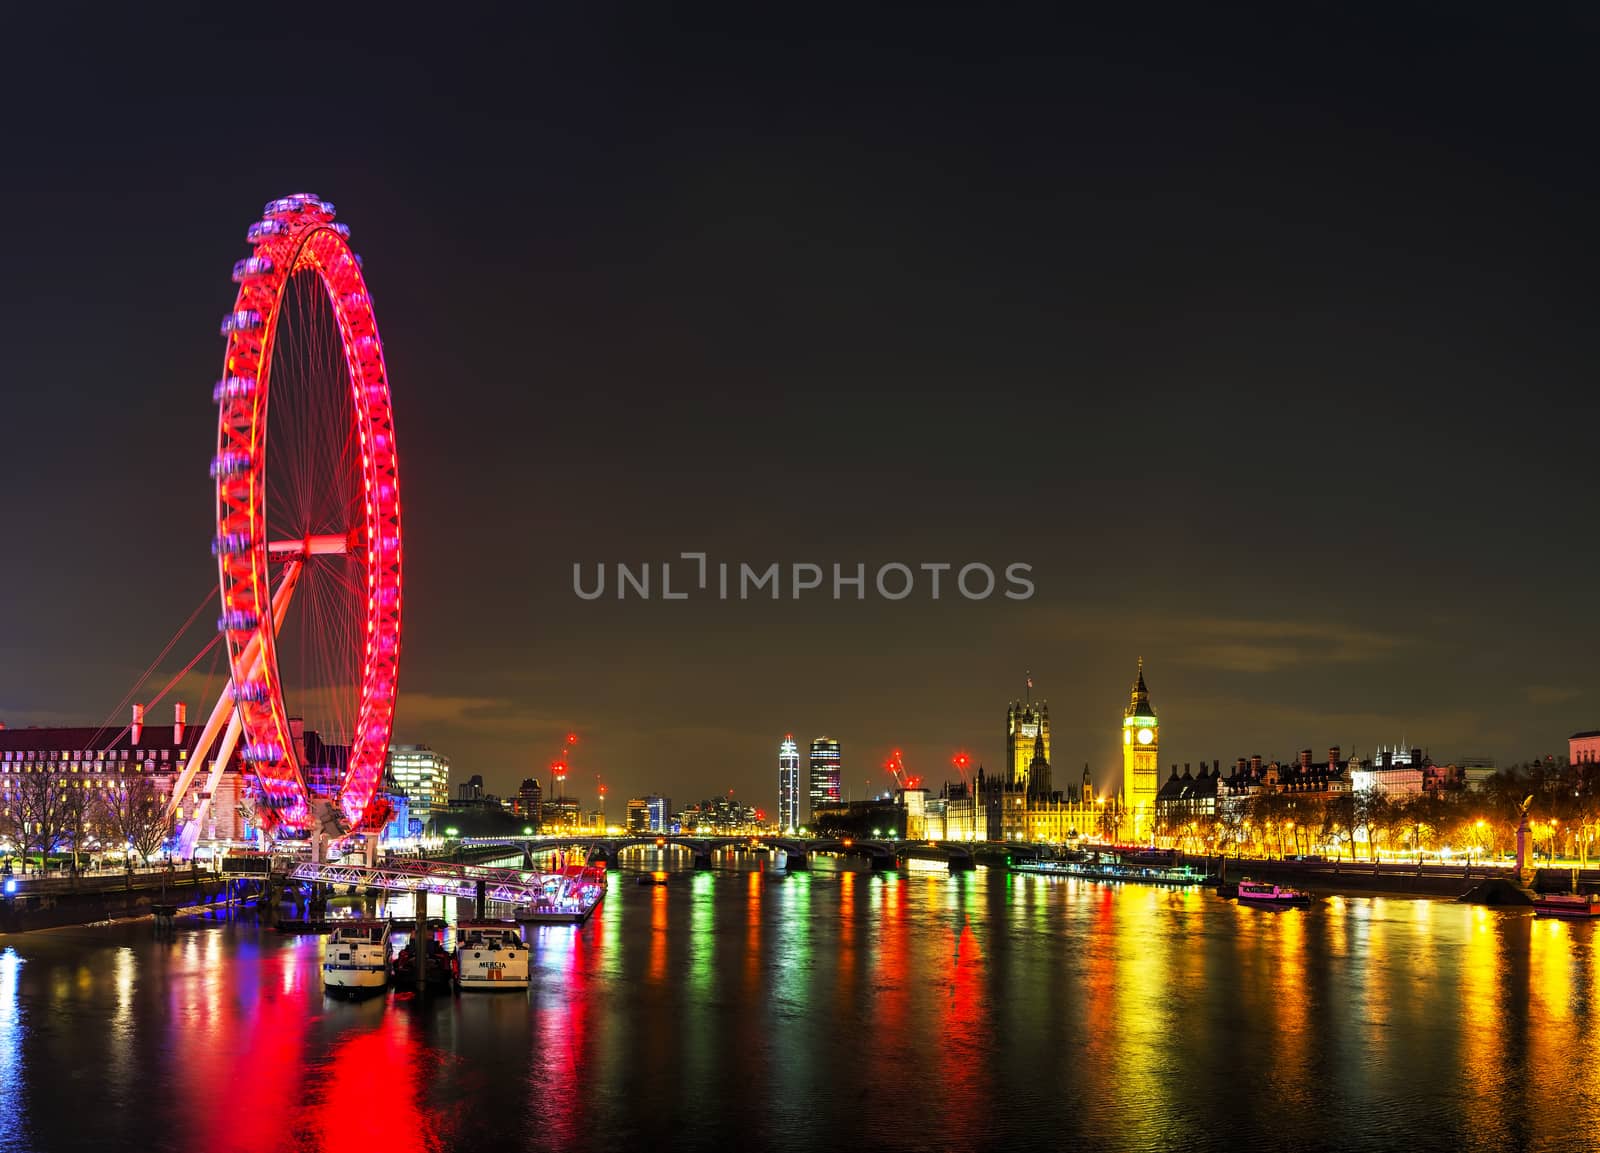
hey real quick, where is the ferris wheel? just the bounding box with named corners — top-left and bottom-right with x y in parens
top-left (171, 194), bottom-right (403, 845)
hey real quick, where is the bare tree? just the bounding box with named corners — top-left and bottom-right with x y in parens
top-left (14, 771), bottom-right (67, 872)
top-left (59, 784), bottom-right (94, 875)
top-left (96, 776), bottom-right (173, 867)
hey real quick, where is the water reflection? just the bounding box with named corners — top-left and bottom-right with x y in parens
top-left (0, 949), bottom-right (27, 1153)
top-left (3, 874), bottom-right (1600, 1152)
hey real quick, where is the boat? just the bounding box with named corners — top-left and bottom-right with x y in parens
top-left (635, 873), bottom-right (670, 886)
top-left (1011, 854), bottom-right (1211, 887)
top-left (516, 864), bottom-right (607, 925)
top-left (1532, 893), bottom-right (1600, 919)
top-left (452, 921), bottom-right (531, 990)
top-left (323, 918), bottom-right (392, 998)
top-left (1234, 880), bottom-right (1312, 909)
top-left (391, 934), bottom-right (454, 992)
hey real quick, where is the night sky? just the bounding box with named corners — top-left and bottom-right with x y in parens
top-left (1, 5), bottom-right (1595, 810)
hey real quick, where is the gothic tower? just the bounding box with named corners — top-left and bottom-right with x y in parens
top-left (1120, 659), bottom-right (1159, 840)
top-left (1006, 694), bottom-right (1050, 792)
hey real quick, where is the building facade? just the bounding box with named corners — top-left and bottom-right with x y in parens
top-left (645, 794), bottom-right (671, 833)
top-left (626, 797), bottom-right (650, 832)
top-left (808, 737), bottom-right (842, 819)
top-left (387, 744), bottom-right (450, 821)
top-left (1571, 731), bottom-right (1600, 765)
top-left (1, 706), bottom-right (250, 848)
top-left (778, 734), bottom-right (801, 832)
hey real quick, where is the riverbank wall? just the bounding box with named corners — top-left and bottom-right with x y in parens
top-left (1181, 855), bottom-right (1600, 900)
top-left (0, 872), bottom-right (248, 934)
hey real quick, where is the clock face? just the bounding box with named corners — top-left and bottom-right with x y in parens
top-left (1137, 727), bottom-right (1154, 745)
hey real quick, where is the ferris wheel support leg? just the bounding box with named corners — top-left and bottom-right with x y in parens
top-left (176, 709), bottom-right (245, 859)
top-left (172, 561), bottom-right (303, 853)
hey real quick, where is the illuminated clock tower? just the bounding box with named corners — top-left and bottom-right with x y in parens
top-left (1120, 659), bottom-right (1159, 841)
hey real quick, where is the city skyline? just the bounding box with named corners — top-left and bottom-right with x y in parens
top-left (2, 6), bottom-right (1597, 810)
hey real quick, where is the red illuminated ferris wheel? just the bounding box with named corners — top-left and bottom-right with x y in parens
top-left (207, 194), bottom-right (402, 835)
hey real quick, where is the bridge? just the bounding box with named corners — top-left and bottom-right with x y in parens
top-left (286, 857), bottom-right (594, 917)
top-left (456, 834), bottom-right (980, 872)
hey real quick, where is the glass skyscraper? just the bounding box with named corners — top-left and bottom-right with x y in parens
top-left (778, 735), bottom-right (800, 832)
top-left (808, 736), bottom-right (842, 820)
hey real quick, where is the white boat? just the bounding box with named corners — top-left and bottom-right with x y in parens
top-left (323, 918), bottom-right (392, 998)
top-left (516, 865), bottom-right (606, 926)
top-left (452, 921), bottom-right (531, 990)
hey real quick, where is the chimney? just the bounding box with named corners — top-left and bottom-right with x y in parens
top-left (1411, 747), bottom-right (1423, 766)
top-left (1250, 755), bottom-right (1262, 772)
top-left (132, 703), bottom-right (144, 745)
top-left (175, 701), bottom-right (187, 744)
top-left (1236, 757), bottom-right (1248, 774)
top-left (1299, 748), bottom-right (1313, 769)
top-left (1329, 746), bottom-right (1340, 769)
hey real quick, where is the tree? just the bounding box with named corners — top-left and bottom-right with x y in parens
top-left (13, 770), bottom-right (68, 871)
top-left (96, 776), bottom-right (173, 867)
top-left (1351, 788), bottom-right (1390, 862)
top-left (59, 783), bottom-right (94, 876)
top-left (1321, 793), bottom-right (1355, 861)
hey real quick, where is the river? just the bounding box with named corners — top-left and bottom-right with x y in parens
top-left (1, 864), bottom-right (1596, 1152)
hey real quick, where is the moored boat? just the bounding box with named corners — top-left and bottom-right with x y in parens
top-left (1011, 855), bottom-right (1211, 887)
top-left (1234, 880), bottom-right (1312, 909)
top-left (323, 918), bottom-right (392, 998)
top-left (453, 921), bottom-right (531, 990)
top-left (1532, 893), bottom-right (1600, 919)
top-left (391, 934), bottom-right (454, 992)
top-left (516, 864), bottom-right (607, 926)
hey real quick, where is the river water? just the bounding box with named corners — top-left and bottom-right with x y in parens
top-left (1, 864), bottom-right (1596, 1153)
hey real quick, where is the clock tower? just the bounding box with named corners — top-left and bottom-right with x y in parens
top-left (1120, 659), bottom-right (1159, 841)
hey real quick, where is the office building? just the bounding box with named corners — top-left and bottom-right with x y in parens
top-left (808, 737), bottom-right (842, 820)
top-left (387, 744), bottom-right (450, 821)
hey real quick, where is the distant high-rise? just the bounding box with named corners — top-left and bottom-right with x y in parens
top-left (645, 794), bottom-right (671, 832)
top-left (808, 737), bottom-right (842, 818)
top-left (778, 735), bottom-right (801, 831)
top-left (516, 778), bottom-right (543, 828)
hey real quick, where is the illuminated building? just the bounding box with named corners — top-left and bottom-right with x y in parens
top-left (778, 735), bottom-right (801, 832)
top-left (0, 697), bottom-right (353, 837)
top-left (1571, 731), bottom-right (1600, 765)
top-left (514, 778), bottom-right (543, 826)
top-left (676, 795), bottom-right (759, 834)
top-left (1217, 750), bottom-right (1353, 813)
top-left (645, 794), bottom-right (671, 832)
top-left (379, 768), bottom-right (417, 842)
top-left (1006, 697), bottom-right (1050, 794)
top-left (542, 796), bottom-right (582, 831)
top-left (940, 681), bottom-right (1105, 844)
top-left (626, 797), bottom-right (650, 833)
top-left (898, 786), bottom-right (929, 839)
top-left (808, 737), bottom-right (842, 819)
top-left (387, 744), bottom-right (450, 821)
top-left (1154, 763), bottom-right (1222, 834)
top-left (1120, 660), bottom-right (1159, 841)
